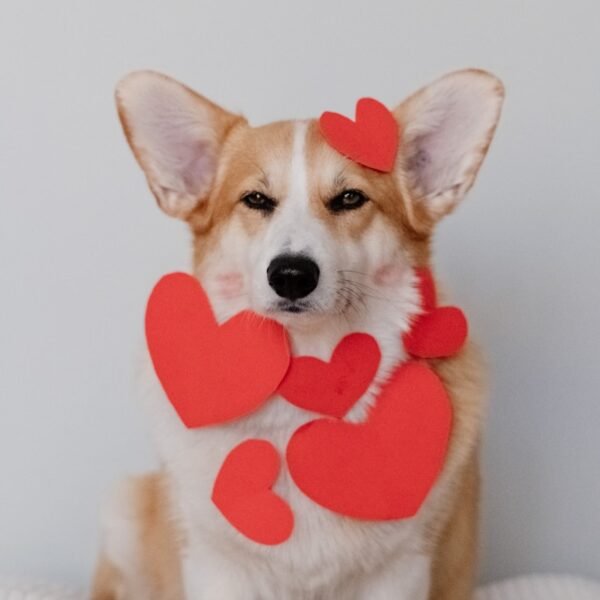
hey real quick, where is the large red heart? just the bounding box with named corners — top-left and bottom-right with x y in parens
top-left (286, 361), bottom-right (452, 520)
top-left (212, 439), bottom-right (294, 545)
top-left (145, 272), bottom-right (290, 428)
top-left (403, 269), bottom-right (468, 359)
top-left (319, 98), bottom-right (400, 172)
top-left (278, 333), bottom-right (381, 418)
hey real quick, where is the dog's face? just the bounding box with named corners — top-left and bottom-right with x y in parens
top-left (189, 119), bottom-right (418, 326)
top-left (116, 71), bottom-right (503, 326)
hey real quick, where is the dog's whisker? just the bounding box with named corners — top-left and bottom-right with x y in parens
top-left (338, 275), bottom-right (404, 307)
top-left (342, 279), bottom-right (381, 295)
top-left (337, 275), bottom-right (388, 307)
top-left (342, 281), bottom-right (386, 301)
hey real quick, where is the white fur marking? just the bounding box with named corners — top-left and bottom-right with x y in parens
top-left (288, 121), bottom-right (309, 211)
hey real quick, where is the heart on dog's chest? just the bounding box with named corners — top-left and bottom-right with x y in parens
top-left (278, 333), bottom-right (381, 418)
top-left (286, 361), bottom-right (453, 520)
top-left (145, 272), bottom-right (290, 428)
top-left (145, 271), bottom-right (456, 540)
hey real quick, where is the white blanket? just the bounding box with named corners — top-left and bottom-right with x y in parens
top-left (0, 576), bottom-right (83, 600)
top-left (1, 574), bottom-right (599, 599)
top-left (475, 575), bottom-right (600, 600)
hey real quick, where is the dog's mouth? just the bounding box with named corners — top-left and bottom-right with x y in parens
top-left (266, 289), bottom-right (365, 321)
top-left (280, 304), bottom-right (304, 314)
top-left (259, 274), bottom-right (371, 322)
top-left (259, 299), bottom-right (333, 327)
top-left (272, 299), bottom-right (314, 315)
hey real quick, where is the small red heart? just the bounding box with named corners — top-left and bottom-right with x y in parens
top-left (319, 98), bottom-right (400, 172)
top-left (403, 269), bottom-right (468, 358)
top-left (212, 439), bottom-right (294, 545)
top-left (145, 273), bottom-right (290, 428)
top-left (278, 333), bottom-right (381, 418)
top-left (287, 361), bottom-right (452, 520)
top-left (403, 307), bottom-right (468, 358)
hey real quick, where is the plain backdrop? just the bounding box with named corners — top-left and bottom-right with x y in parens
top-left (1, 0), bottom-right (599, 589)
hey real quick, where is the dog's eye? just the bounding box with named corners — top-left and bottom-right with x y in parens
top-left (327, 189), bottom-right (369, 213)
top-left (241, 191), bottom-right (277, 214)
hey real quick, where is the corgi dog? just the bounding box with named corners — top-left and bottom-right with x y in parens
top-left (92, 68), bottom-right (504, 600)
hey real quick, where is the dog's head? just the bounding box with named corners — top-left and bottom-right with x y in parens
top-left (116, 70), bottom-right (503, 328)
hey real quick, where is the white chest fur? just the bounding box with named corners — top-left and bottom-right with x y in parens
top-left (138, 271), bottom-right (439, 600)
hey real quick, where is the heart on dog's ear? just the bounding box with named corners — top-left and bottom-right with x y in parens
top-left (145, 272), bottom-right (290, 427)
top-left (319, 98), bottom-right (400, 172)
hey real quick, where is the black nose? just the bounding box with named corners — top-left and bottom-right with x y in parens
top-left (267, 255), bottom-right (320, 301)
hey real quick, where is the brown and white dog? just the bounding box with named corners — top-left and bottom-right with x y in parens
top-left (92, 69), bottom-right (504, 600)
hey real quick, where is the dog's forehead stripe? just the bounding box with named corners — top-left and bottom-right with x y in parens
top-left (287, 121), bottom-right (309, 212)
top-left (269, 120), bottom-right (322, 256)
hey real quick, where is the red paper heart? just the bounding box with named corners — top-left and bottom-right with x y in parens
top-left (319, 98), bottom-right (400, 172)
top-left (212, 439), bottom-right (294, 545)
top-left (145, 273), bottom-right (290, 428)
top-left (404, 307), bottom-right (468, 358)
top-left (286, 361), bottom-right (452, 520)
top-left (278, 333), bottom-right (381, 418)
top-left (403, 269), bottom-right (468, 358)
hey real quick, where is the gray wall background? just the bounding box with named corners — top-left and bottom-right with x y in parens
top-left (1, 0), bottom-right (599, 587)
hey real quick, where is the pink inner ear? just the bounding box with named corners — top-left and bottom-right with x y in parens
top-left (408, 126), bottom-right (461, 197)
top-left (401, 75), bottom-right (503, 202)
top-left (123, 78), bottom-right (220, 198)
top-left (180, 139), bottom-right (216, 194)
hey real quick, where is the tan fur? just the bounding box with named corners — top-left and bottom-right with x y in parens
top-left (92, 474), bottom-right (184, 600)
top-left (189, 120), bottom-right (295, 256)
top-left (427, 342), bottom-right (487, 599)
top-left (429, 457), bottom-right (480, 600)
top-left (91, 553), bottom-right (123, 600)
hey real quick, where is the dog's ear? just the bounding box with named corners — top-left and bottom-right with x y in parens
top-left (394, 69), bottom-right (504, 222)
top-left (116, 71), bottom-right (242, 219)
